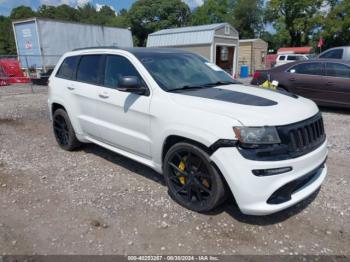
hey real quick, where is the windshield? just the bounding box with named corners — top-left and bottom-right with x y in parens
top-left (134, 52), bottom-right (238, 91)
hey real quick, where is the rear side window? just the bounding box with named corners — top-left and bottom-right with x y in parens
top-left (56, 56), bottom-right (79, 80)
top-left (326, 63), bottom-right (350, 78)
top-left (104, 55), bottom-right (143, 88)
top-left (278, 56), bottom-right (285, 61)
top-left (287, 56), bottom-right (297, 61)
top-left (77, 55), bottom-right (103, 85)
top-left (288, 62), bottom-right (324, 76)
top-left (319, 49), bottom-right (343, 59)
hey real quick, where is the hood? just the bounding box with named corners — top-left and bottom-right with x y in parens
top-left (170, 84), bottom-right (319, 126)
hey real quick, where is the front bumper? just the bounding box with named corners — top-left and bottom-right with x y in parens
top-left (210, 140), bottom-right (328, 215)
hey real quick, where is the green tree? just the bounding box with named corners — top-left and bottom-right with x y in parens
top-left (231, 0), bottom-right (264, 38)
top-left (77, 3), bottom-right (99, 24)
top-left (190, 0), bottom-right (232, 25)
top-left (0, 16), bottom-right (16, 55)
top-left (96, 5), bottom-right (117, 25)
top-left (128, 0), bottom-right (191, 46)
top-left (38, 4), bottom-right (79, 21)
top-left (190, 0), bottom-right (263, 39)
top-left (320, 0), bottom-right (350, 49)
top-left (266, 0), bottom-right (323, 46)
top-left (10, 6), bottom-right (36, 20)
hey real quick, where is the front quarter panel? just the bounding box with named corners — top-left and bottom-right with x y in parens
top-left (150, 92), bottom-right (241, 170)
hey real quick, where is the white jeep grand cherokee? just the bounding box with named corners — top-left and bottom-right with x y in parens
top-left (48, 47), bottom-right (328, 215)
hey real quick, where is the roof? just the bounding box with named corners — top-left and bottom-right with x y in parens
top-left (239, 39), bottom-right (262, 43)
top-left (149, 23), bottom-right (229, 36)
top-left (147, 23), bottom-right (238, 47)
top-left (12, 17), bottom-right (131, 32)
top-left (73, 47), bottom-right (190, 55)
top-left (277, 47), bottom-right (313, 54)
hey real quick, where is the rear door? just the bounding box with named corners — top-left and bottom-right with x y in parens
top-left (324, 62), bottom-right (350, 107)
top-left (285, 62), bottom-right (326, 100)
top-left (73, 54), bottom-right (104, 138)
top-left (95, 54), bottom-right (152, 158)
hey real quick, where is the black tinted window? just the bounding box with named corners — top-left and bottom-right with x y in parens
top-left (279, 56), bottom-right (285, 60)
top-left (56, 56), bottom-right (79, 80)
top-left (287, 56), bottom-right (297, 61)
top-left (319, 49), bottom-right (343, 59)
top-left (288, 63), bottom-right (324, 75)
top-left (77, 55), bottom-right (103, 84)
top-left (326, 63), bottom-right (350, 78)
top-left (104, 55), bottom-right (142, 88)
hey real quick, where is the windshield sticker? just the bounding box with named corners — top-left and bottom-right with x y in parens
top-left (205, 62), bottom-right (224, 72)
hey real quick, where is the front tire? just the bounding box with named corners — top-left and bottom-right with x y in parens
top-left (52, 109), bottom-right (81, 151)
top-left (163, 142), bottom-right (226, 212)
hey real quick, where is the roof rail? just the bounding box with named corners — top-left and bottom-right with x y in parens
top-left (72, 46), bottom-right (120, 51)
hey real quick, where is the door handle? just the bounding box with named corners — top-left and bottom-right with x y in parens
top-left (289, 78), bottom-right (296, 82)
top-left (326, 81), bottom-right (333, 86)
top-left (99, 94), bottom-right (109, 99)
top-left (67, 86), bottom-right (75, 90)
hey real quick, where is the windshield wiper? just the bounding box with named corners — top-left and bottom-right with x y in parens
top-left (202, 81), bottom-right (238, 87)
top-left (168, 85), bottom-right (209, 92)
top-left (168, 81), bottom-right (237, 92)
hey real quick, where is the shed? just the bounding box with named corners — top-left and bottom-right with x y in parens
top-left (147, 23), bottom-right (239, 76)
top-left (238, 39), bottom-right (268, 75)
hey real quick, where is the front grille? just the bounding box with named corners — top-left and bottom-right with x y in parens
top-left (277, 112), bottom-right (326, 158)
top-left (238, 112), bottom-right (326, 161)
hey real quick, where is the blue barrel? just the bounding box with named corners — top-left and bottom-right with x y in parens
top-left (240, 65), bottom-right (249, 78)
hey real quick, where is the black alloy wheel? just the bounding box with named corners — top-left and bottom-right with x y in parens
top-left (52, 109), bottom-right (81, 151)
top-left (163, 142), bottom-right (226, 212)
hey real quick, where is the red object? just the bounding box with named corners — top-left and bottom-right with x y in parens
top-left (0, 59), bottom-right (30, 84)
top-left (277, 47), bottom-right (313, 54)
top-left (265, 54), bottom-right (277, 69)
top-left (317, 37), bottom-right (325, 48)
top-left (252, 71), bottom-right (261, 80)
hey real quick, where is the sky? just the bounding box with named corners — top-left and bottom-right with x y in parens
top-left (0, 0), bottom-right (204, 16)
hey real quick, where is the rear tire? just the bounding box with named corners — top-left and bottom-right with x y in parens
top-left (52, 109), bottom-right (81, 151)
top-left (163, 142), bottom-right (226, 212)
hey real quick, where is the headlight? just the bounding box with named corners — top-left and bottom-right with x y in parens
top-left (233, 126), bottom-right (281, 145)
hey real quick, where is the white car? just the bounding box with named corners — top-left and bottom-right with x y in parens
top-left (48, 47), bottom-right (328, 216)
top-left (275, 54), bottom-right (309, 67)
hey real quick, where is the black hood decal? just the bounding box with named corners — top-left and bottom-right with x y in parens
top-left (179, 88), bottom-right (278, 106)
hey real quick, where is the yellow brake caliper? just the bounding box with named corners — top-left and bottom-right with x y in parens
top-left (177, 157), bottom-right (210, 189)
top-left (177, 157), bottom-right (187, 185)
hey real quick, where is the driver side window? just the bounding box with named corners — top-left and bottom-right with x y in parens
top-left (104, 55), bottom-right (144, 89)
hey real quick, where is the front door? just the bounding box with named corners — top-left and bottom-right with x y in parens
top-left (95, 54), bottom-right (152, 158)
top-left (216, 46), bottom-right (234, 74)
top-left (324, 62), bottom-right (350, 107)
top-left (286, 62), bottom-right (325, 101)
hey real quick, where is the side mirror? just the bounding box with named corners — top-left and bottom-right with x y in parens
top-left (117, 76), bottom-right (147, 95)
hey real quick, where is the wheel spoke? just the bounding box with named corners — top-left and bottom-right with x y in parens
top-left (187, 186), bottom-right (192, 201)
top-left (194, 177), bottom-right (211, 194)
top-left (168, 162), bottom-right (188, 176)
top-left (169, 175), bottom-right (182, 185)
top-left (194, 188), bottom-right (202, 201)
top-left (185, 150), bottom-right (192, 170)
top-left (176, 181), bottom-right (191, 194)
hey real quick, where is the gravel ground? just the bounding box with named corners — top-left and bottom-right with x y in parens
top-left (0, 84), bottom-right (349, 255)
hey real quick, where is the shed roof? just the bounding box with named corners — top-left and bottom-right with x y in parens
top-left (147, 23), bottom-right (236, 47)
top-left (277, 47), bottom-right (313, 54)
top-left (239, 38), bottom-right (266, 43)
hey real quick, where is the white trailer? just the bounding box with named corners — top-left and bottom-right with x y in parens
top-left (12, 17), bottom-right (133, 82)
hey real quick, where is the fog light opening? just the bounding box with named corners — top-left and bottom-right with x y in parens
top-left (252, 167), bottom-right (292, 176)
